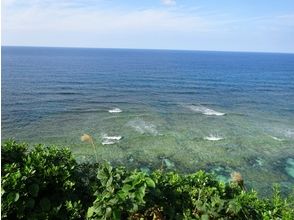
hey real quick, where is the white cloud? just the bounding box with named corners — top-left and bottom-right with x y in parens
top-left (2, 1), bottom-right (215, 48)
top-left (161, 0), bottom-right (176, 6)
top-left (2, 4), bottom-right (210, 33)
top-left (2, 0), bottom-right (294, 52)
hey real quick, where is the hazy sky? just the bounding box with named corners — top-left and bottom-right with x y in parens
top-left (2, 0), bottom-right (294, 53)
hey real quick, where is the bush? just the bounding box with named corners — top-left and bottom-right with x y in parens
top-left (1, 141), bottom-right (83, 219)
top-left (1, 140), bottom-right (294, 219)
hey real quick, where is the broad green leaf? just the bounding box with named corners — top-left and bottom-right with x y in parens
top-left (87, 207), bottom-right (95, 218)
top-left (112, 209), bottom-right (121, 220)
top-left (122, 184), bottom-right (132, 193)
top-left (14, 193), bottom-right (20, 202)
top-left (201, 214), bottom-right (209, 220)
top-left (146, 178), bottom-right (155, 188)
top-left (1, 187), bottom-right (5, 196)
top-left (138, 186), bottom-right (146, 196)
top-left (117, 191), bottom-right (127, 200)
top-left (106, 176), bottom-right (113, 188)
top-left (135, 186), bottom-right (146, 202)
top-left (132, 203), bottom-right (139, 212)
top-left (108, 198), bottom-right (119, 205)
top-left (105, 207), bottom-right (112, 218)
top-left (7, 192), bottom-right (16, 204)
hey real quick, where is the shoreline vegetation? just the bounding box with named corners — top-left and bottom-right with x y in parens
top-left (2, 140), bottom-right (294, 220)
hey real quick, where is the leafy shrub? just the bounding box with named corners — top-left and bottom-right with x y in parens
top-left (1, 140), bottom-right (294, 220)
top-left (87, 163), bottom-right (156, 219)
top-left (1, 141), bottom-right (83, 219)
top-left (1, 140), bottom-right (27, 167)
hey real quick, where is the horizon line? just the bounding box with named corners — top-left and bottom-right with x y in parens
top-left (2, 45), bottom-right (294, 55)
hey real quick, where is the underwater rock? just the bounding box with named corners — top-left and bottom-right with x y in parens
top-left (162, 158), bottom-right (175, 169)
top-left (140, 167), bottom-right (151, 174)
top-left (246, 157), bottom-right (264, 167)
top-left (285, 158), bottom-right (294, 178)
top-left (208, 165), bottom-right (234, 183)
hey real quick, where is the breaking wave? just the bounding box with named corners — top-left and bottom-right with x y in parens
top-left (186, 105), bottom-right (225, 116)
top-left (270, 136), bottom-right (284, 141)
top-left (101, 134), bottom-right (122, 145)
top-left (127, 119), bottom-right (158, 135)
top-left (108, 108), bottom-right (122, 113)
top-left (204, 134), bottom-right (224, 141)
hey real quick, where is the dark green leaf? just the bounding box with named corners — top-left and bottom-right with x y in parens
top-left (28, 184), bottom-right (39, 197)
top-left (40, 198), bottom-right (51, 211)
top-left (27, 198), bottom-right (35, 209)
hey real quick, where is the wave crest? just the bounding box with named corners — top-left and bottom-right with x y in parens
top-left (270, 136), bottom-right (283, 141)
top-left (187, 105), bottom-right (225, 116)
top-left (204, 134), bottom-right (224, 141)
top-left (108, 108), bottom-right (122, 113)
top-left (101, 134), bottom-right (122, 145)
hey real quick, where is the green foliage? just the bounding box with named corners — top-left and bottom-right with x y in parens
top-left (1, 140), bottom-right (294, 220)
top-left (87, 163), bottom-right (156, 219)
top-left (261, 185), bottom-right (294, 220)
top-left (1, 140), bottom-right (27, 166)
top-left (1, 141), bottom-right (84, 219)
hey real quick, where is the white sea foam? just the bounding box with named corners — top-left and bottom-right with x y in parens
top-left (101, 134), bottom-right (122, 145)
top-left (187, 105), bottom-right (225, 116)
top-left (270, 136), bottom-right (283, 141)
top-left (204, 134), bottom-right (224, 141)
top-left (103, 135), bottom-right (122, 141)
top-left (271, 128), bottom-right (294, 139)
top-left (285, 129), bottom-right (294, 138)
top-left (127, 119), bottom-right (158, 135)
top-left (108, 108), bottom-right (122, 113)
top-left (102, 139), bottom-right (116, 145)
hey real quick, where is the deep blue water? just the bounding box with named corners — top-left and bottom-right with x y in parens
top-left (2, 46), bottom-right (294, 194)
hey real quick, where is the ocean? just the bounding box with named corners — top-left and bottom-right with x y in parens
top-left (2, 46), bottom-right (294, 195)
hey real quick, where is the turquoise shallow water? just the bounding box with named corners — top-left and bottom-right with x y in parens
top-left (2, 46), bottom-right (294, 195)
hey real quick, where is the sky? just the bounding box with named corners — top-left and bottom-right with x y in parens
top-left (2, 0), bottom-right (294, 53)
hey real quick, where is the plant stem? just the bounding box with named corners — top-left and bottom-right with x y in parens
top-left (91, 139), bottom-right (98, 163)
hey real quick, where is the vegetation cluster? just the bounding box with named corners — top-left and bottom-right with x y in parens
top-left (1, 140), bottom-right (294, 219)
